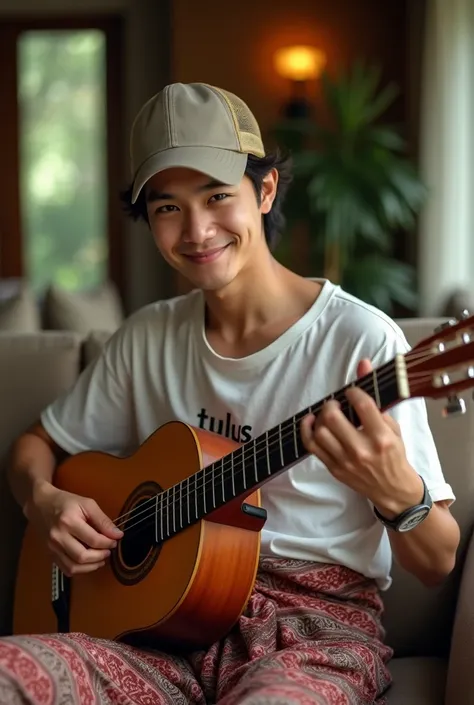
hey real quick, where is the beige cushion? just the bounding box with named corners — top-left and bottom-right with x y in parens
top-left (382, 318), bottom-right (474, 657)
top-left (44, 282), bottom-right (124, 335)
top-left (441, 288), bottom-right (474, 318)
top-left (0, 282), bottom-right (41, 332)
top-left (0, 332), bottom-right (82, 635)
top-left (387, 657), bottom-right (447, 704)
top-left (83, 329), bottom-right (113, 366)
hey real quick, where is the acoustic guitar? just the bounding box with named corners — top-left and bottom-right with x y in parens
top-left (13, 314), bottom-right (474, 650)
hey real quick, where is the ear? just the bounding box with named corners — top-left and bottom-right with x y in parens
top-left (260, 168), bottom-right (279, 215)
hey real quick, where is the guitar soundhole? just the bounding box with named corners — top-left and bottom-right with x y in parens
top-left (111, 481), bottom-right (162, 586)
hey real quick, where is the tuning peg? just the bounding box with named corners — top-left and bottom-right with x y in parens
top-left (434, 319), bottom-right (457, 333)
top-left (461, 309), bottom-right (470, 319)
top-left (443, 395), bottom-right (467, 417)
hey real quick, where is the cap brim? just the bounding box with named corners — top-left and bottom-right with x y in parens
top-left (131, 146), bottom-right (248, 203)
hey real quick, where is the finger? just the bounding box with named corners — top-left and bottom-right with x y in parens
top-left (345, 386), bottom-right (386, 435)
top-left (300, 414), bottom-right (343, 464)
top-left (52, 530), bottom-right (112, 564)
top-left (300, 414), bottom-right (318, 454)
top-left (53, 552), bottom-right (106, 578)
top-left (310, 443), bottom-right (336, 473)
top-left (311, 423), bottom-right (347, 466)
top-left (69, 518), bottom-right (119, 551)
top-left (300, 416), bottom-right (335, 466)
top-left (357, 357), bottom-right (373, 378)
top-left (317, 400), bottom-right (364, 452)
top-left (83, 499), bottom-right (124, 540)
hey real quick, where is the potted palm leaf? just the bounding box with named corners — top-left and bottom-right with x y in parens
top-left (273, 62), bottom-right (426, 315)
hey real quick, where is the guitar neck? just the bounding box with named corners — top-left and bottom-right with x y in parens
top-left (156, 355), bottom-right (408, 541)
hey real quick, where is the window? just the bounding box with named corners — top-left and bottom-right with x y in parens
top-left (0, 17), bottom-right (124, 297)
top-left (18, 29), bottom-right (107, 293)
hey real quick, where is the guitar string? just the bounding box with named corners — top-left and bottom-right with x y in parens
top-left (110, 333), bottom-right (472, 530)
top-left (115, 350), bottom-right (461, 534)
top-left (113, 349), bottom-right (466, 533)
top-left (118, 369), bottom-right (445, 537)
top-left (112, 333), bottom-right (458, 531)
top-left (118, 367), bottom-right (454, 541)
top-left (113, 359), bottom-right (393, 530)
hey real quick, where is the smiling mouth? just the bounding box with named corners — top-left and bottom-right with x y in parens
top-left (183, 244), bottom-right (231, 264)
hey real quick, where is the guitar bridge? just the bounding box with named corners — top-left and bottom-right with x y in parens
top-left (51, 563), bottom-right (70, 633)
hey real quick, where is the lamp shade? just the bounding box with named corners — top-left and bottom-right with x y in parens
top-left (274, 45), bottom-right (326, 82)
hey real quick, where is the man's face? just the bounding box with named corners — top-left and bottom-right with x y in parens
top-left (144, 166), bottom-right (277, 292)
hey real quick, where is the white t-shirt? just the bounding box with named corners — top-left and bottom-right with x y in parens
top-left (41, 279), bottom-right (455, 590)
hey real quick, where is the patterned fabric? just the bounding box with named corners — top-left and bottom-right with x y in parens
top-left (0, 558), bottom-right (393, 705)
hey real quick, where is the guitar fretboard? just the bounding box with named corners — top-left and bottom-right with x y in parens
top-left (151, 356), bottom-right (406, 542)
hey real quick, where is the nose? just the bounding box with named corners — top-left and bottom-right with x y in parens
top-left (182, 207), bottom-right (217, 245)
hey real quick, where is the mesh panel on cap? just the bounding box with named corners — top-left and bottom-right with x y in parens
top-left (213, 87), bottom-right (265, 157)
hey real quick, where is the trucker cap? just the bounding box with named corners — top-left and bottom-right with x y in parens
top-left (130, 82), bottom-right (266, 203)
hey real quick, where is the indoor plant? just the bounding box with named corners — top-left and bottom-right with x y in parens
top-left (273, 62), bottom-right (426, 315)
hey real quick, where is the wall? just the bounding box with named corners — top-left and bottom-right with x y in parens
top-left (171, 0), bottom-right (408, 141)
top-left (0, 0), bottom-right (173, 313)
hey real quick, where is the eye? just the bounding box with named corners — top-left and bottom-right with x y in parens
top-left (209, 193), bottom-right (230, 203)
top-left (155, 204), bottom-right (179, 214)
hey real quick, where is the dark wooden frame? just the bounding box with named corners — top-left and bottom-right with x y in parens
top-left (0, 15), bottom-right (125, 297)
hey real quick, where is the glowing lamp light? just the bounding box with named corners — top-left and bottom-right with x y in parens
top-left (274, 45), bottom-right (326, 82)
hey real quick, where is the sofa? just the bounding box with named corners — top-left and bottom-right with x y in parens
top-left (0, 317), bottom-right (473, 704)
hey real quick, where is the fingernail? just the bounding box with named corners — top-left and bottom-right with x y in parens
top-left (326, 400), bottom-right (340, 409)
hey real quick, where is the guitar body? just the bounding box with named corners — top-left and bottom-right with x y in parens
top-left (13, 421), bottom-right (265, 649)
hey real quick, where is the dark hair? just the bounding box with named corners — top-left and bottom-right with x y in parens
top-left (119, 149), bottom-right (293, 250)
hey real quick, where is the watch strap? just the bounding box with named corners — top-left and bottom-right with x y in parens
top-left (373, 475), bottom-right (432, 530)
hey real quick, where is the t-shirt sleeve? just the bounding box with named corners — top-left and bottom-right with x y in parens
top-left (370, 332), bottom-right (455, 506)
top-left (41, 327), bottom-right (135, 457)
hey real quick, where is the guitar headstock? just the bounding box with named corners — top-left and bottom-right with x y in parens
top-left (406, 310), bottom-right (474, 415)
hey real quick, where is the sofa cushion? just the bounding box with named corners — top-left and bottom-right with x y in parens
top-left (0, 332), bottom-right (82, 635)
top-left (83, 329), bottom-right (113, 366)
top-left (44, 282), bottom-right (124, 335)
top-left (0, 281), bottom-right (41, 332)
top-left (386, 657), bottom-right (447, 704)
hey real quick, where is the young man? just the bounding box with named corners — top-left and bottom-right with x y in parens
top-left (0, 83), bottom-right (460, 705)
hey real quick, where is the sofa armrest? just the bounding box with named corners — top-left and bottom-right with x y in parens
top-left (446, 529), bottom-right (474, 704)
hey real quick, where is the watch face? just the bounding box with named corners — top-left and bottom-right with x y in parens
top-left (398, 507), bottom-right (430, 532)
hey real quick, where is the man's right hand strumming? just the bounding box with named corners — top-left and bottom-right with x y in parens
top-left (8, 421), bottom-right (123, 577)
top-left (24, 482), bottom-right (124, 577)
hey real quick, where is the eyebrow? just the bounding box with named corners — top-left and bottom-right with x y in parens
top-left (146, 179), bottom-right (229, 203)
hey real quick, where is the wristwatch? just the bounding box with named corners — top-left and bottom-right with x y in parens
top-left (373, 475), bottom-right (432, 532)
